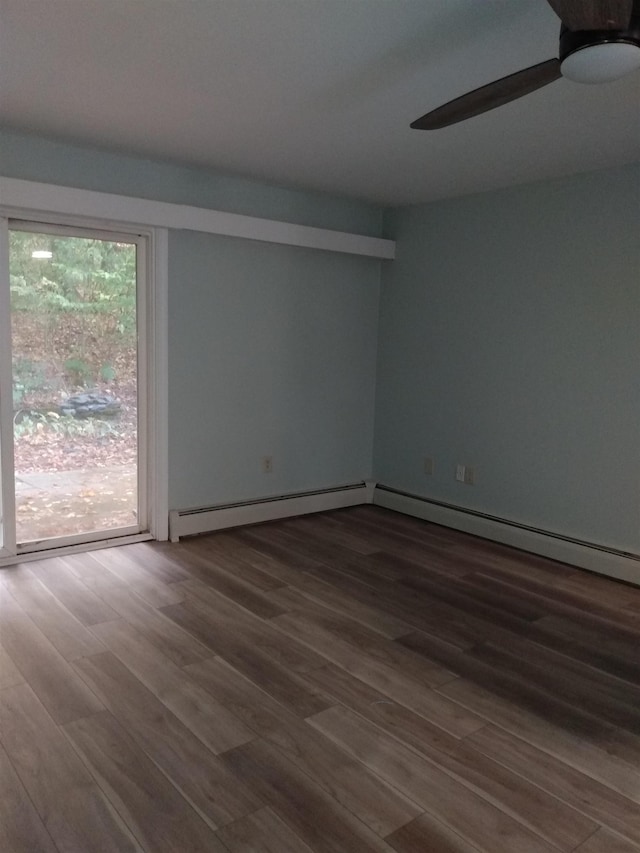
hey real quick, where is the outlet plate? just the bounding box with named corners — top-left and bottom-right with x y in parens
top-left (262, 456), bottom-right (273, 473)
top-left (455, 464), bottom-right (465, 482)
top-left (423, 456), bottom-right (434, 476)
top-left (464, 466), bottom-right (475, 485)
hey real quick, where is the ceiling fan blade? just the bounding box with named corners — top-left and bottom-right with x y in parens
top-left (545, 0), bottom-right (633, 30)
top-left (410, 59), bottom-right (561, 130)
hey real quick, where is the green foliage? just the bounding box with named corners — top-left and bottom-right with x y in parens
top-left (100, 363), bottom-right (117, 382)
top-left (63, 357), bottom-right (92, 387)
top-left (10, 230), bottom-right (136, 334)
top-left (12, 358), bottom-right (51, 407)
top-left (13, 410), bottom-right (121, 441)
top-left (10, 229), bottom-right (137, 394)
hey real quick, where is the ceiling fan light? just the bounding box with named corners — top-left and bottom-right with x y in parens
top-left (561, 42), bottom-right (640, 83)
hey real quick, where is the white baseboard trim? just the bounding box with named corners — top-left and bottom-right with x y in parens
top-left (374, 486), bottom-right (640, 586)
top-left (169, 481), bottom-right (375, 541)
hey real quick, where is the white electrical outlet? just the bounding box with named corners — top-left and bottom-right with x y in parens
top-left (262, 456), bottom-right (273, 473)
top-left (423, 456), bottom-right (434, 475)
top-left (455, 464), bottom-right (465, 482)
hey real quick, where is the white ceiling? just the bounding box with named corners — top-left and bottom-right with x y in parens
top-left (1, 0), bottom-right (639, 206)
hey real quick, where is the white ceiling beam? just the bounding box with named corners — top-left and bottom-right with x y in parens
top-left (0, 177), bottom-right (395, 260)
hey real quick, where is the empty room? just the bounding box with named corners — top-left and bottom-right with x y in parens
top-left (0, 1), bottom-right (639, 851)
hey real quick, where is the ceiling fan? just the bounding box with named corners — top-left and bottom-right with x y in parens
top-left (411, 0), bottom-right (640, 129)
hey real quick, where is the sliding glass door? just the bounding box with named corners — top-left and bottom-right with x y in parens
top-left (0, 219), bottom-right (148, 556)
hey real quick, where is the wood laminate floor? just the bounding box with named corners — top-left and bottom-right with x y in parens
top-left (1, 505), bottom-right (639, 852)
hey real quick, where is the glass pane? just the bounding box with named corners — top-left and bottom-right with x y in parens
top-left (10, 229), bottom-right (138, 543)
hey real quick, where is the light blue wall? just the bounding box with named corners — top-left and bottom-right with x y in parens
top-left (0, 129), bottom-right (382, 235)
top-left (169, 233), bottom-right (379, 508)
top-left (375, 163), bottom-right (640, 552)
top-left (6, 130), bottom-right (638, 548)
top-left (1, 130), bottom-right (382, 509)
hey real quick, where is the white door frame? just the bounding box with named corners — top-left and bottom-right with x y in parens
top-left (0, 210), bottom-right (168, 565)
top-left (0, 217), bottom-right (17, 558)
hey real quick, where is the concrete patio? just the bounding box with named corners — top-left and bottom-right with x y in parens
top-left (15, 465), bottom-right (137, 542)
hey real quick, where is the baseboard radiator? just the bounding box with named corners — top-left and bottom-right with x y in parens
top-left (169, 480), bottom-right (375, 542)
top-left (374, 484), bottom-right (640, 586)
